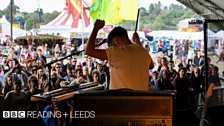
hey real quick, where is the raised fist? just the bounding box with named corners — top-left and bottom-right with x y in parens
top-left (94, 19), bottom-right (105, 30)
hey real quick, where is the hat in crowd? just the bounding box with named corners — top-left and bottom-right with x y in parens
top-left (182, 56), bottom-right (186, 60)
top-left (37, 46), bottom-right (43, 51)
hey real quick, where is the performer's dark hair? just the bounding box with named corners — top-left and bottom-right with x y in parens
top-left (107, 26), bottom-right (129, 46)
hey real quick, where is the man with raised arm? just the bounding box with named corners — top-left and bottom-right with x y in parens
top-left (85, 19), bottom-right (154, 91)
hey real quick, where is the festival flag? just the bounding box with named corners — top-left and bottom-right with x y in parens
top-left (90, 0), bottom-right (119, 25)
top-left (65, 0), bottom-right (90, 28)
top-left (90, 0), bottom-right (139, 25)
top-left (117, 0), bottom-right (139, 20)
top-left (67, 0), bottom-right (82, 19)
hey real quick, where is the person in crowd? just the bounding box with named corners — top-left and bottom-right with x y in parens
top-left (8, 47), bottom-right (18, 60)
top-left (101, 60), bottom-right (110, 89)
top-left (167, 61), bottom-right (177, 83)
top-left (189, 67), bottom-right (204, 111)
top-left (63, 66), bottom-right (76, 82)
top-left (85, 19), bottom-right (154, 91)
top-left (71, 57), bottom-right (77, 74)
top-left (186, 64), bottom-right (195, 78)
top-left (173, 40), bottom-right (180, 65)
top-left (38, 74), bottom-right (51, 93)
top-left (4, 64), bottom-right (28, 91)
top-left (70, 67), bottom-right (87, 85)
top-left (173, 67), bottom-right (192, 109)
top-left (96, 63), bottom-right (106, 84)
top-left (37, 59), bottom-right (46, 67)
top-left (86, 56), bottom-right (95, 75)
top-left (4, 79), bottom-right (29, 111)
top-left (173, 67), bottom-right (195, 126)
top-left (50, 71), bottom-right (64, 90)
top-left (31, 51), bottom-right (38, 65)
top-left (61, 44), bottom-right (67, 56)
top-left (2, 75), bottom-right (14, 97)
top-left (200, 57), bottom-right (212, 81)
top-left (150, 71), bottom-right (159, 91)
top-left (19, 54), bottom-right (26, 66)
top-left (158, 57), bottom-right (168, 75)
top-left (0, 65), bottom-right (4, 86)
top-left (92, 69), bottom-right (100, 84)
top-left (31, 65), bottom-right (38, 77)
top-left (216, 46), bottom-right (224, 63)
top-left (44, 43), bottom-right (50, 56)
top-left (82, 55), bottom-right (89, 66)
top-left (23, 59), bottom-right (33, 77)
top-left (194, 50), bottom-right (201, 67)
top-left (3, 79), bottom-right (30, 125)
top-left (65, 57), bottom-right (72, 70)
top-left (21, 46), bottom-right (31, 61)
top-left (5, 59), bottom-right (14, 73)
top-left (54, 44), bottom-right (61, 59)
top-left (37, 48), bottom-right (47, 63)
top-left (178, 56), bottom-right (190, 71)
top-left (209, 65), bottom-right (221, 87)
top-left (37, 67), bottom-right (46, 81)
top-left (83, 66), bottom-right (93, 82)
top-left (155, 69), bottom-right (174, 93)
top-left (178, 45), bottom-right (187, 63)
top-left (54, 62), bottom-right (66, 78)
top-left (2, 55), bottom-right (8, 73)
top-left (27, 75), bottom-right (42, 97)
top-left (187, 46), bottom-right (195, 65)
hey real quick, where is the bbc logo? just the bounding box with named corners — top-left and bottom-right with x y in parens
top-left (3, 111), bottom-right (26, 118)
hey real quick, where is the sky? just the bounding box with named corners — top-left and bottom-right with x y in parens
top-left (0, 0), bottom-right (183, 13)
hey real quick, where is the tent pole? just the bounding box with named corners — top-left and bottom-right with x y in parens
top-left (81, 0), bottom-right (84, 60)
top-left (10, 0), bottom-right (13, 41)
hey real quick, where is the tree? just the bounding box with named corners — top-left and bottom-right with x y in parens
top-left (3, 2), bottom-right (20, 22)
top-left (43, 11), bottom-right (60, 24)
top-left (119, 2), bottom-right (201, 31)
top-left (0, 10), bottom-right (5, 18)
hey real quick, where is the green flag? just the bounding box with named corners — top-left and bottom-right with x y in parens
top-left (90, 0), bottom-right (121, 25)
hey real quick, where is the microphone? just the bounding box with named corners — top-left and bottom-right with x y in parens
top-left (96, 39), bottom-right (107, 47)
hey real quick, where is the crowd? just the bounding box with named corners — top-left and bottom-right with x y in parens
top-left (0, 35), bottom-right (223, 125)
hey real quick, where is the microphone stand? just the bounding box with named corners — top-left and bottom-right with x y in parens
top-left (33, 50), bottom-right (85, 83)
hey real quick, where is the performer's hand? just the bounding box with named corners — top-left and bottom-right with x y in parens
top-left (94, 19), bottom-right (105, 30)
top-left (132, 32), bottom-right (141, 46)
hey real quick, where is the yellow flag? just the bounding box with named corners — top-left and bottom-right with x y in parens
top-left (116, 0), bottom-right (139, 20)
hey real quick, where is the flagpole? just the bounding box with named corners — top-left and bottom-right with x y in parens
top-left (135, 0), bottom-right (140, 33)
top-left (81, 0), bottom-right (84, 60)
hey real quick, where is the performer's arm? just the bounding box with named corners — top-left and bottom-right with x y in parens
top-left (85, 19), bottom-right (108, 60)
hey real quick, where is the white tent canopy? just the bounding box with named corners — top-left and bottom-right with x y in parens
top-left (0, 15), bottom-right (27, 39)
top-left (215, 30), bottom-right (224, 39)
top-left (147, 30), bottom-right (203, 40)
top-left (207, 29), bottom-right (222, 40)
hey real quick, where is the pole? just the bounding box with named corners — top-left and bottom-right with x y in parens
top-left (10, 0), bottom-right (13, 41)
top-left (134, 8), bottom-right (140, 33)
top-left (81, 0), bottom-right (84, 60)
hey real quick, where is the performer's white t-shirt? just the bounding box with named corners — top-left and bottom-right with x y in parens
top-left (106, 44), bottom-right (152, 91)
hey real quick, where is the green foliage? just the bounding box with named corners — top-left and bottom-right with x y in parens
top-left (43, 11), bottom-right (60, 24)
top-left (119, 2), bottom-right (201, 31)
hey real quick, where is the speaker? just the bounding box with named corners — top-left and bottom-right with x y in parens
top-left (72, 90), bottom-right (176, 126)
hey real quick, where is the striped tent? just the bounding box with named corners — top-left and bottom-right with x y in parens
top-left (40, 0), bottom-right (93, 38)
